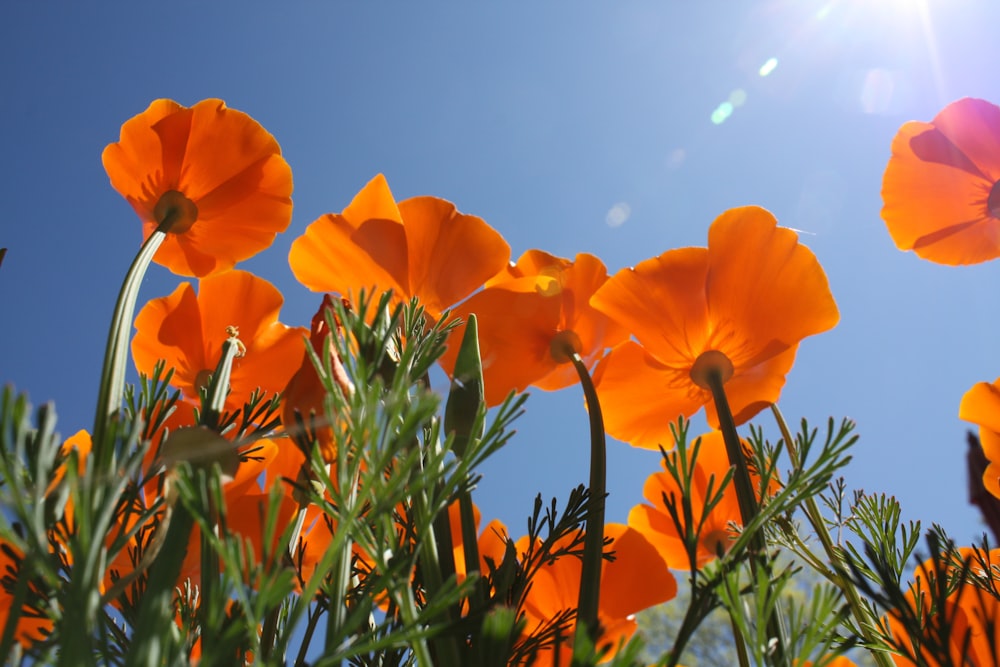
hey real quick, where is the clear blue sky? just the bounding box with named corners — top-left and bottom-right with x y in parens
top-left (3, 0), bottom-right (1000, 549)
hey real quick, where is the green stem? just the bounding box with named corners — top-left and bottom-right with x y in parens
top-left (92, 222), bottom-right (170, 463)
top-left (704, 370), bottom-right (789, 667)
top-left (568, 351), bottom-right (606, 664)
top-left (769, 405), bottom-right (895, 667)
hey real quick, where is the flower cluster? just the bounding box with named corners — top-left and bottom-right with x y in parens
top-left (3, 94), bottom-right (1000, 666)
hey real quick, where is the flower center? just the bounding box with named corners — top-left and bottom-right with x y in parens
top-left (702, 527), bottom-right (734, 558)
top-left (689, 350), bottom-right (735, 390)
top-left (153, 190), bottom-right (199, 233)
top-left (989, 180), bottom-right (1000, 219)
top-left (549, 329), bottom-right (583, 363)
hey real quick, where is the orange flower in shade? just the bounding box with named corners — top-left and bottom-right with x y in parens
top-left (960, 378), bottom-right (1000, 499)
top-left (132, 270), bottom-right (307, 413)
top-left (881, 98), bottom-right (1000, 265)
top-left (102, 98), bottom-right (293, 277)
top-left (439, 250), bottom-right (629, 406)
top-left (516, 524), bottom-right (676, 666)
top-left (628, 432), bottom-right (744, 569)
top-left (288, 174), bottom-right (510, 321)
top-left (0, 542), bottom-right (53, 647)
top-left (591, 206), bottom-right (839, 450)
top-left (282, 295), bottom-right (355, 462)
top-left (887, 549), bottom-right (1000, 667)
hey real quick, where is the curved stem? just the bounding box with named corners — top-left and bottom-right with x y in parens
top-left (770, 405), bottom-right (895, 667)
top-left (567, 351), bottom-right (606, 662)
top-left (704, 370), bottom-right (789, 666)
top-left (92, 223), bottom-right (169, 462)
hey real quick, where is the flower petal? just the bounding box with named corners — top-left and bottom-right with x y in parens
top-left (398, 195), bottom-right (510, 317)
top-left (594, 340), bottom-right (704, 450)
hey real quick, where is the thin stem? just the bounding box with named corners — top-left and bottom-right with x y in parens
top-left (770, 404), bottom-right (895, 667)
top-left (567, 350), bottom-right (606, 664)
top-left (92, 222), bottom-right (170, 463)
top-left (704, 369), bottom-right (789, 666)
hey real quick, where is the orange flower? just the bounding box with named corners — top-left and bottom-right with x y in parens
top-left (132, 270), bottom-right (307, 413)
top-left (288, 174), bottom-right (510, 321)
top-left (282, 295), bottom-right (355, 462)
top-left (881, 98), bottom-right (1000, 265)
top-left (627, 431), bottom-right (743, 569)
top-left (591, 206), bottom-right (839, 450)
top-left (517, 524), bottom-right (676, 666)
top-left (887, 549), bottom-right (1000, 667)
top-left (102, 98), bottom-right (293, 277)
top-left (0, 541), bottom-right (53, 647)
top-left (960, 378), bottom-right (1000, 499)
top-left (440, 250), bottom-right (628, 406)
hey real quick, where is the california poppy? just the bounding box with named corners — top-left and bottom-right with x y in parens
top-left (288, 174), bottom-right (510, 321)
top-left (960, 378), bottom-right (1000, 499)
top-left (282, 295), bottom-right (355, 463)
top-left (440, 250), bottom-right (628, 406)
top-left (591, 206), bottom-right (839, 450)
top-left (881, 97), bottom-right (1000, 265)
top-left (887, 548), bottom-right (1000, 667)
top-left (103, 98), bottom-right (293, 277)
top-left (0, 541), bottom-right (53, 647)
top-left (132, 270), bottom-right (307, 414)
top-left (627, 431), bottom-right (744, 569)
top-left (517, 524), bottom-right (676, 666)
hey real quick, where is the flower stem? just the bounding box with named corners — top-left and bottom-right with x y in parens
top-left (770, 404), bottom-right (895, 667)
top-left (704, 369), bottom-right (790, 666)
top-left (92, 223), bottom-right (169, 464)
top-left (567, 350), bottom-right (606, 662)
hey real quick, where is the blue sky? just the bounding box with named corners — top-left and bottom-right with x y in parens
top-left (3, 0), bottom-right (1000, 552)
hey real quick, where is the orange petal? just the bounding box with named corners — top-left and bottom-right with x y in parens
top-left (599, 524), bottom-right (676, 620)
top-left (961, 380), bottom-right (1000, 461)
top-left (591, 247), bottom-right (710, 366)
top-left (103, 99), bottom-right (293, 277)
top-left (399, 195), bottom-right (510, 317)
top-left (705, 207), bottom-right (840, 365)
top-left (289, 176), bottom-right (410, 304)
top-left (593, 340), bottom-right (704, 450)
top-left (441, 275), bottom-right (562, 406)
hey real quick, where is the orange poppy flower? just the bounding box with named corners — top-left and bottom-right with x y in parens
top-left (439, 250), bottom-right (629, 406)
top-left (288, 174), bottom-right (510, 321)
top-left (960, 378), bottom-right (1000, 499)
top-left (881, 98), bottom-right (1000, 265)
top-left (282, 295), bottom-right (355, 463)
top-left (887, 549), bottom-right (1000, 667)
top-left (517, 524), bottom-right (676, 666)
top-left (102, 98), bottom-right (293, 277)
top-left (591, 206), bottom-right (839, 450)
top-left (132, 270), bottom-right (307, 413)
top-left (0, 541), bottom-right (53, 647)
top-left (627, 431), bottom-right (744, 569)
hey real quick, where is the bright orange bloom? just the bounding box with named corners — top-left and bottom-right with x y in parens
top-left (960, 378), bottom-right (1000, 499)
top-left (591, 206), bottom-right (839, 450)
top-left (517, 524), bottom-right (676, 666)
top-left (628, 431), bottom-right (743, 569)
top-left (881, 98), bottom-right (1000, 265)
top-left (288, 174), bottom-right (510, 321)
top-left (282, 295), bottom-right (355, 462)
top-left (102, 98), bottom-right (293, 277)
top-left (440, 250), bottom-right (628, 406)
top-left (132, 270), bottom-right (307, 413)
